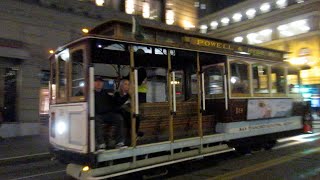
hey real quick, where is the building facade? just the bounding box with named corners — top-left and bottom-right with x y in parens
top-left (198, 0), bottom-right (320, 96)
top-left (0, 0), bottom-right (197, 137)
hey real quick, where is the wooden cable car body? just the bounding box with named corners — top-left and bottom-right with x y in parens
top-left (48, 17), bottom-right (306, 179)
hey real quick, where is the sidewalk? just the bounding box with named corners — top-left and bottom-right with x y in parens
top-left (0, 135), bottom-right (50, 160)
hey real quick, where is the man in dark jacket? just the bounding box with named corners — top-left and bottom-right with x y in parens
top-left (94, 76), bottom-right (126, 150)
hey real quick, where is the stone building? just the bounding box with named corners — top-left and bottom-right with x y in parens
top-left (198, 0), bottom-right (320, 97)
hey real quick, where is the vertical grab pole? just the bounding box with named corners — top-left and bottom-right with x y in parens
top-left (224, 74), bottom-right (228, 110)
top-left (89, 67), bottom-right (95, 153)
top-left (168, 52), bottom-right (174, 144)
top-left (172, 71), bottom-right (176, 113)
top-left (134, 69), bottom-right (139, 115)
top-left (201, 73), bottom-right (206, 111)
top-left (129, 46), bottom-right (137, 148)
top-left (197, 52), bottom-right (203, 145)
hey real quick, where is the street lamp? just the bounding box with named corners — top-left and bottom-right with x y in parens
top-left (260, 3), bottom-right (271, 13)
top-left (221, 17), bottom-right (230, 26)
top-left (232, 13), bottom-right (242, 22)
top-left (246, 8), bottom-right (256, 19)
top-left (234, 36), bottom-right (243, 43)
top-left (200, 25), bottom-right (208, 33)
top-left (210, 21), bottom-right (218, 29)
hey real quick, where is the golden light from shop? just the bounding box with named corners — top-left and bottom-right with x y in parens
top-left (49, 50), bottom-right (54, 54)
top-left (82, 28), bottom-right (89, 34)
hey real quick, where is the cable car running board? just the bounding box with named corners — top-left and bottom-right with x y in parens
top-left (66, 145), bottom-right (234, 180)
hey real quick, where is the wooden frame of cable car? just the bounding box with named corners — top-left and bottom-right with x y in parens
top-left (49, 18), bottom-right (304, 179)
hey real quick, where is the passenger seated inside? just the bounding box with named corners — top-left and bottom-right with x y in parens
top-left (114, 79), bottom-right (143, 144)
top-left (94, 76), bottom-right (127, 150)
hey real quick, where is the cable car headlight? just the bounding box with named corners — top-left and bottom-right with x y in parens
top-left (56, 121), bottom-right (67, 135)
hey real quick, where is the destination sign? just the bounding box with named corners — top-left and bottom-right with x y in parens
top-left (188, 38), bottom-right (283, 61)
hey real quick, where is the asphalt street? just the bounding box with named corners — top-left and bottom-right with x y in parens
top-left (1, 133), bottom-right (320, 180)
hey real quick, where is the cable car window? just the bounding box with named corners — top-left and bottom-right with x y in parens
top-left (271, 66), bottom-right (286, 95)
top-left (252, 64), bottom-right (269, 94)
top-left (288, 68), bottom-right (300, 94)
top-left (174, 71), bottom-right (184, 101)
top-left (230, 61), bottom-right (250, 95)
top-left (71, 50), bottom-right (85, 98)
top-left (204, 64), bottom-right (225, 98)
top-left (57, 50), bottom-right (68, 101)
top-left (50, 58), bottom-right (57, 104)
top-left (146, 68), bottom-right (168, 102)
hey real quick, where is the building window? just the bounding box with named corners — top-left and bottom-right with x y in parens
top-left (0, 66), bottom-right (18, 122)
top-left (230, 61), bottom-right (250, 96)
top-left (166, 8), bottom-right (175, 25)
top-left (125, 0), bottom-right (135, 14)
top-left (277, 19), bottom-right (310, 38)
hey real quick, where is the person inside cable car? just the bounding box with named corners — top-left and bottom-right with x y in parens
top-left (94, 76), bottom-right (127, 150)
top-left (114, 78), bottom-right (144, 144)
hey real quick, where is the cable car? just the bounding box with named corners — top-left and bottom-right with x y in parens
top-left (49, 17), bottom-right (307, 179)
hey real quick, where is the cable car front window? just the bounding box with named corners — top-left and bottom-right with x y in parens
top-left (57, 49), bottom-right (69, 101)
top-left (71, 50), bottom-right (85, 99)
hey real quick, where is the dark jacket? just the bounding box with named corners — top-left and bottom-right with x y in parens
top-left (95, 89), bottom-right (115, 114)
top-left (114, 91), bottom-right (130, 113)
